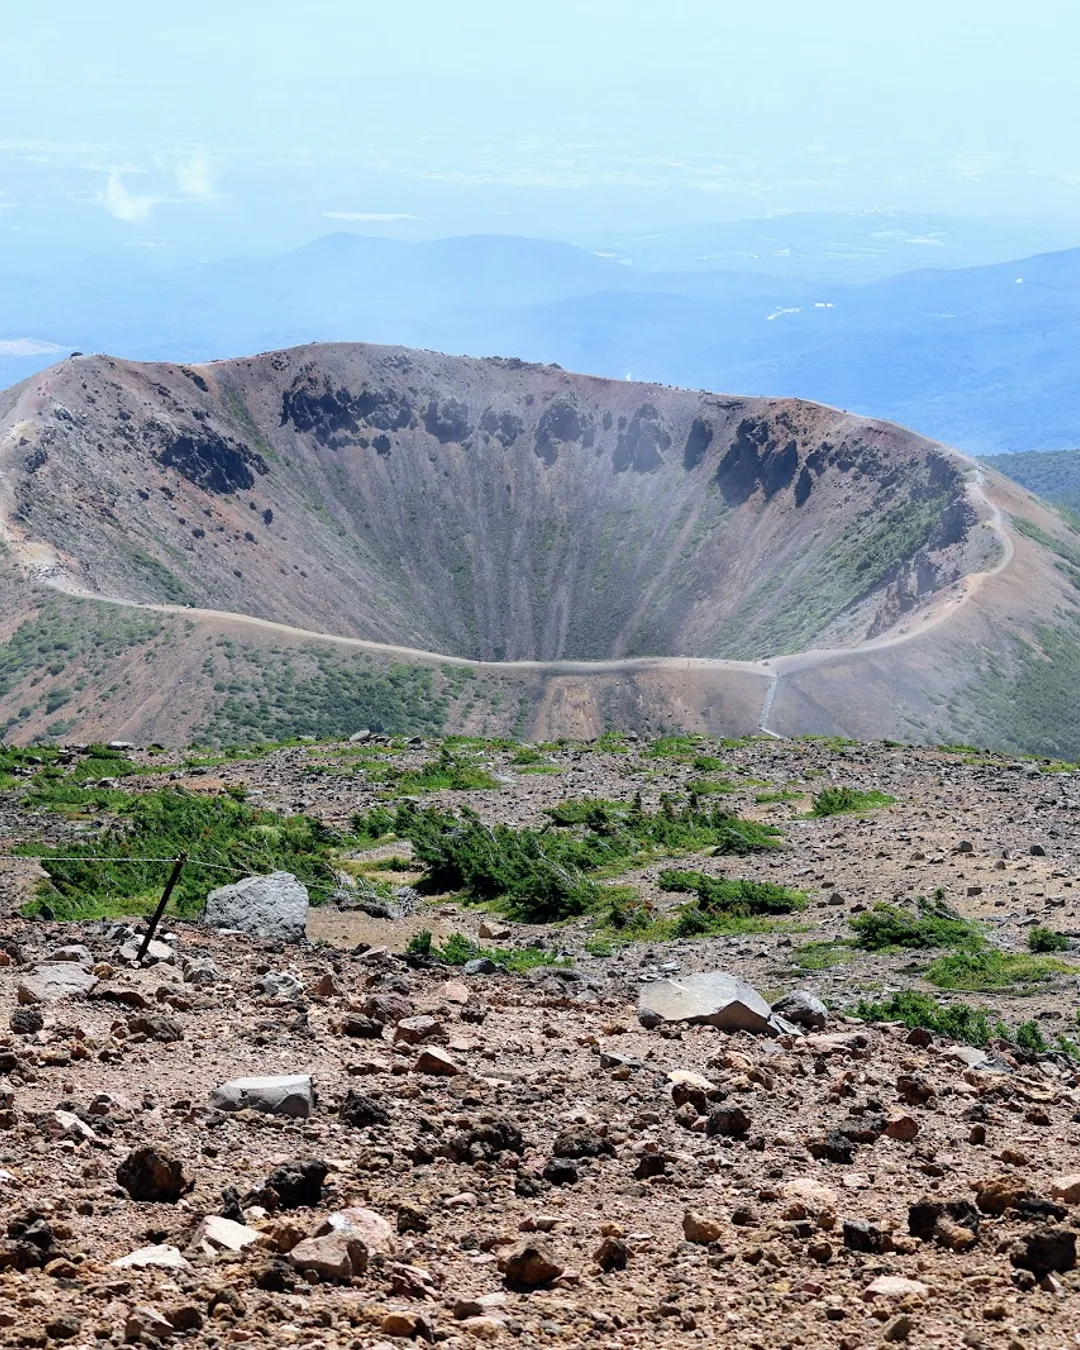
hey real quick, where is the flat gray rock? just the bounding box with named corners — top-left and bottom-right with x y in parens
top-left (209, 1074), bottom-right (314, 1118)
top-left (638, 971), bottom-right (777, 1034)
top-left (204, 871), bottom-right (308, 942)
top-left (17, 963), bottom-right (99, 1004)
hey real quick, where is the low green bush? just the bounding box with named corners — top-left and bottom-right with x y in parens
top-left (409, 928), bottom-right (568, 972)
top-left (793, 939), bottom-right (857, 970)
top-left (378, 796), bottom-right (782, 923)
top-left (1028, 926), bottom-right (1070, 953)
top-left (925, 949), bottom-right (1071, 992)
top-left (851, 990), bottom-right (1008, 1047)
top-left (850, 895), bottom-right (983, 952)
top-left (811, 787), bottom-right (896, 817)
top-left (20, 785), bottom-right (350, 918)
top-left (658, 868), bottom-right (806, 916)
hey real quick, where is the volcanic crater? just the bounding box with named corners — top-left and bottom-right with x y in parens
top-left (0, 343), bottom-right (995, 666)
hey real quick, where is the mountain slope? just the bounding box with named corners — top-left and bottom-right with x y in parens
top-left (982, 448), bottom-right (1080, 512)
top-left (0, 342), bottom-right (1077, 754)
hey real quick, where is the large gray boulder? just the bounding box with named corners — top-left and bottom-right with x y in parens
top-left (204, 871), bottom-right (308, 941)
top-left (638, 970), bottom-right (789, 1035)
top-left (209, 1074), bottom-right (314, 1118)
top-left (17, 963), bottom-right (98, 1004)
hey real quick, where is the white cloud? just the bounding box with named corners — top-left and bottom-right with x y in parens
top-left (101, 171), bottom-right (158, 223)
top-left (323, 211), bottom-right (420, 222)
top-left (0, 339), bottom-right (64, 356)
top-left (174, 150), bottom-right (215, 200)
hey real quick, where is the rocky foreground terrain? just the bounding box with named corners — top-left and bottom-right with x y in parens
top-left (2, 733), bottom-right (1080, 1348)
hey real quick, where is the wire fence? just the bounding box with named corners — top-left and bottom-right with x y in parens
top-left (0, 854), bottom-right (251, 874)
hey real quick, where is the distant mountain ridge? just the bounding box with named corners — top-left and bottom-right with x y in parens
top-left (2, 228), bottom-right (1080, 454)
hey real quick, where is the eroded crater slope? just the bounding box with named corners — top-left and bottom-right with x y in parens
top-left (0, 344), bottom-right (992, 662)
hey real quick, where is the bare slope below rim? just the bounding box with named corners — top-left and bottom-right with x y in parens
top-left (0, 342), bottom-right (993, 666)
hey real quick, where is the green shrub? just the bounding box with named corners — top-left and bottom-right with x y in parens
top-left (383, 749), bottom-right (500, 794)
top-left (851, 990), bottom-right (1007, 1048)
top-left (380, 796), bottom-right (782, 923)
top-left (925, 949), bottom-right (1071, 992)
top-left (406, 928), bottom-right (433, 956)
top-left (431, 930), bottom-right (568, 972)
top-left (1015, 1019), bottom-right (1050, 1053)
top-left (1028, 926), bottom-right (1070, 953)
top-left (686, 777), bottom-right (736, 797)
top-left (850, 895), bottom-right (982, 952)
top-left (811, 787), bottom-right (896, 817)
top-left (20, 786), bottom-right (351, 918)
top-left (658, 869), bottom-right (806, 916)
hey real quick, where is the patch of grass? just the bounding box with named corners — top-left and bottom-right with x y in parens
top-left (755, 789), bottom-right (803, 804)
top-left (511, 746), bottom-right (547, 765)
top-left (1029, 926), bottom-right (1071, 954)
top-left (686, 777), bottom-right (736, 797)
top-left (1015, 1020), bottom-right (1050, 1053)
top-left (851, 990), bottom-right (1008, 1048)
top-left (644, 734), bottom-right (701, 759)
top-left (593, 732), bottom-right (631, 753)
top-left (658, 868), bottom-right (807, 916)
top-left (196, 646), bottom-right (451, 746)
top-left (811, 786), bottom-right (896, 817)
top-left (961, 610), bottom-right (1080, 761)
top-left (380, 797), bottom-right (782, 923)
top-left (925, 949), bottom-right (1072, 992)
top-left (377, 749), bottom-right (500, 795)
top-left (850, 894), bottom-right (983, 952)
top-left (793, 939), bottom-right (857, 970)
top-left (19, 785), bottom-right (357, 919)
top-left (130, 549), bottom-right (194, 605)
top-left (408, 928), bottom-right (569, 972)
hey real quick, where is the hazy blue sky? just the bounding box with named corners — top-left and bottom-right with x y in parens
top-left (3, 1), bottom-right (1080, 266)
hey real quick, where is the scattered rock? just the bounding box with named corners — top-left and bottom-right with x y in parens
top-left (112, 1245), bottom-right (189, 1270)
top-left (204, 870), bottom-right (309, 941)
top-left (552, 1124), bottom-right (614, 1158)
top-left (9, 1006), bottom-right (43, 1034)
top-left (1011, 1226), bottom-right (1076, 1276)
top-left (209, 1074), bottom-right (314, 1118)
top-left (340, 1088), bottom-right (390, 1128)
top-left (17, 964), bottom-right (98, 1003)
top-left (864, 1276), bottom-right (929, 1300)
top-left (414, 1047), bottom-right (460, 1076)
top-left (683, 1210), bottom-right (723, 1245)
top-left (125, 1305), bottom-right (175, 1341)
top-left (315, 1207), bottom-right (396, 1256)
top-left (594, 1235), bottom-right (630, 1270)
top-left (498, 1241), bottom-right (563, 1289)
top-left (288, 1230), bottom-right (369, 1281)
top-left (638, 970), bottom-right (783, 1034)
top-left (771, 990), bottom-right (828, 1030)
top-left (116, 1147), bottom-right (191, 1203)
top-left (187, 1215), bottom-right (264, 1257)
top-left (259, 970), bottom-right (304, 999)
top-left (1050, 1174), bottom-right (1080, 1204)
top-left (260, 1159), bottom-right (329, 1210)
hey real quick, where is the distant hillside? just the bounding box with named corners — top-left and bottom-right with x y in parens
top-left (981, 449), bottom-right (1080, 511)
top-left (3, 232), bottom-right (1080, 454)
